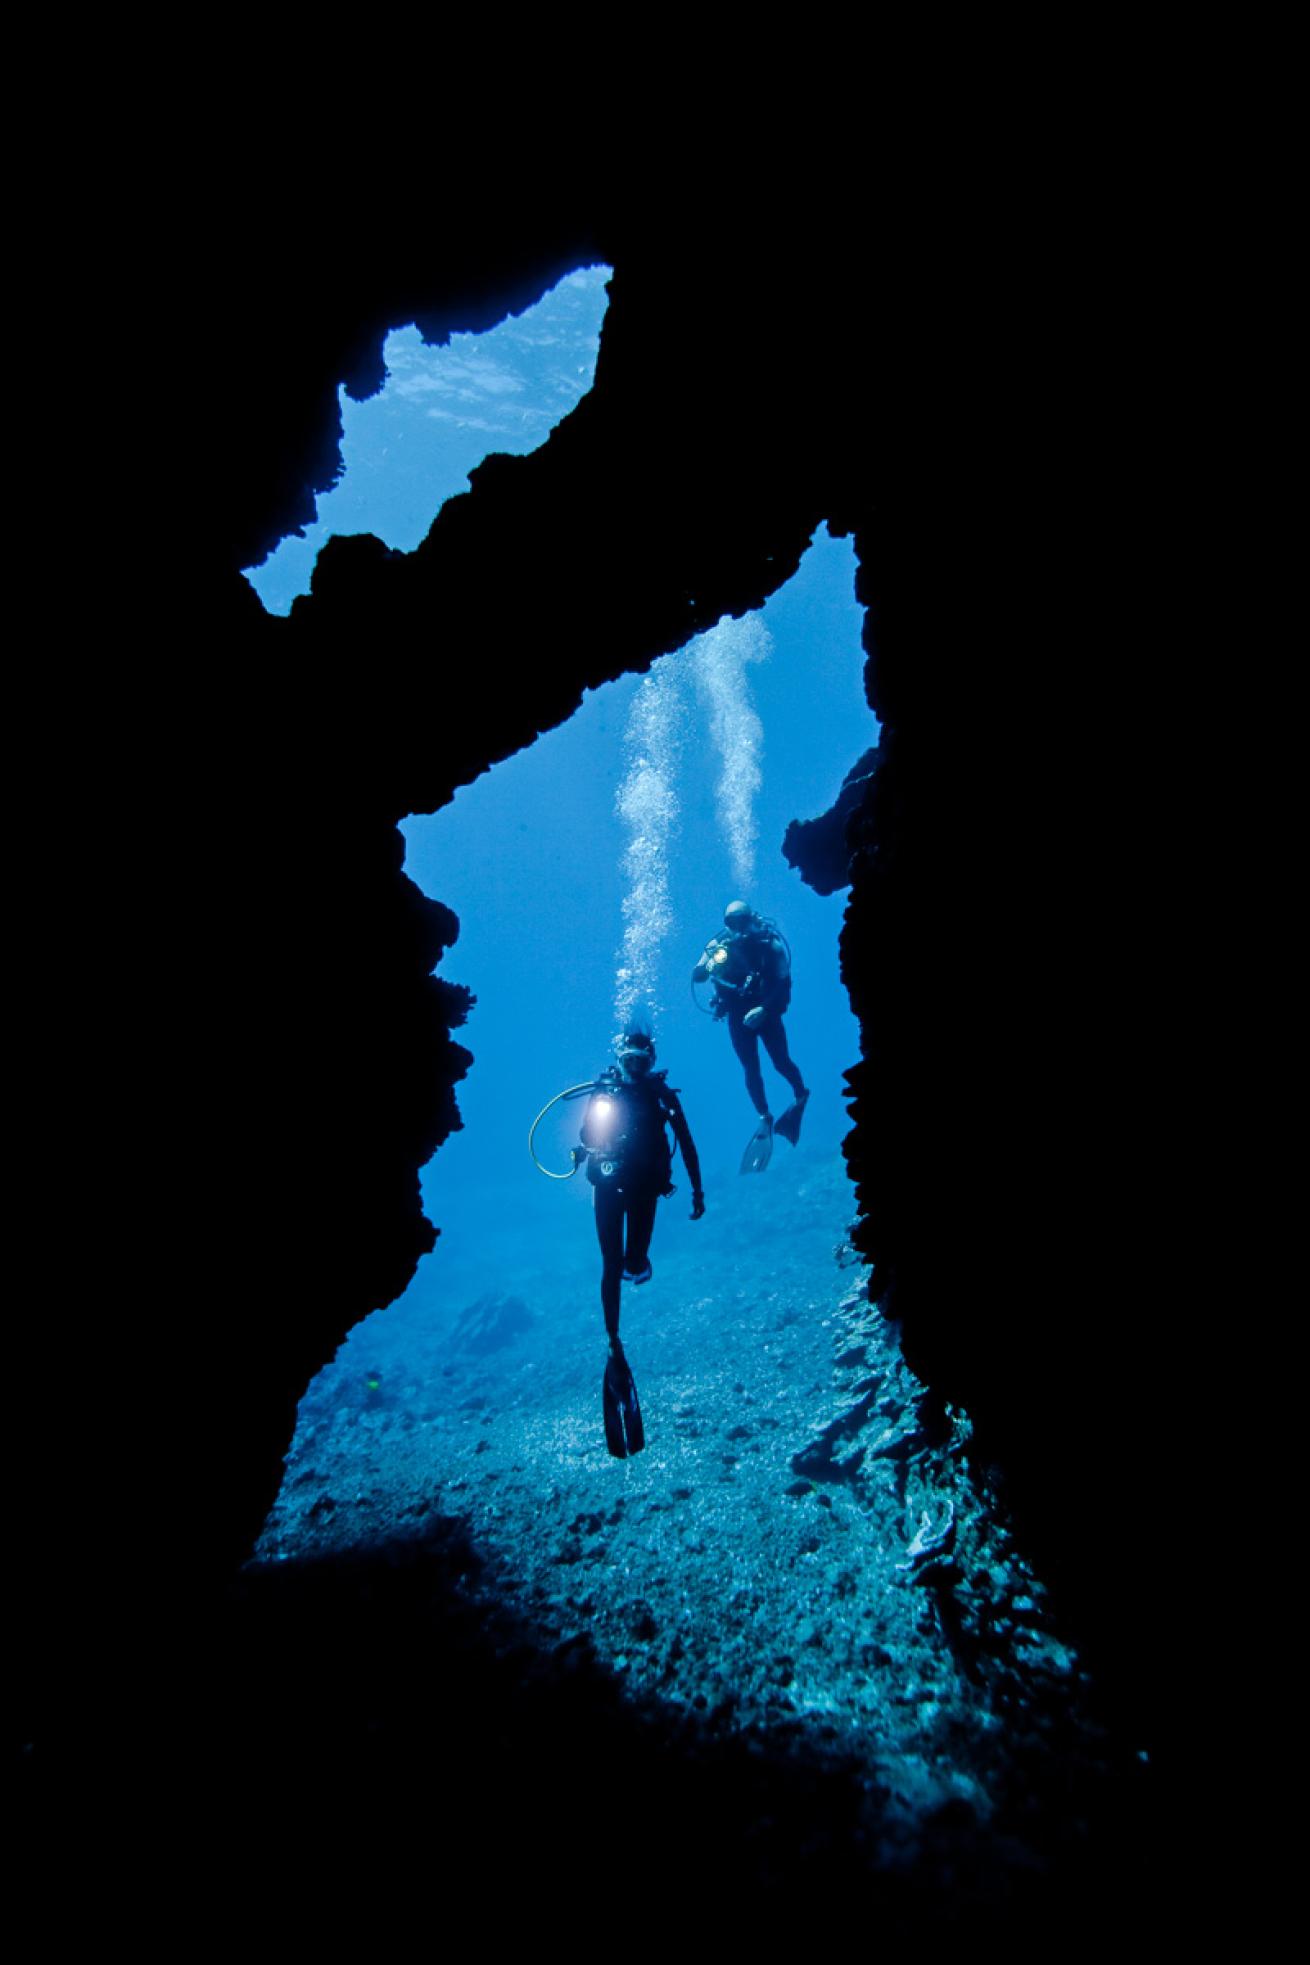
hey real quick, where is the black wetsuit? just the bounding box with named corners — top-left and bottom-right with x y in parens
top-left (580, 1070), bottom-right (702, 1342)
top-left (696, 927), bottom-right (806, 1119)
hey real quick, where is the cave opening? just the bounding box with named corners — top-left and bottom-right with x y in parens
top-left (397, 520), bottom-right (873, 1297)
top-left (261, 520), bottom-right (877, 1600)
top-left (254, 517), bottom-right (1106, 1861)
top-left (241, 262), bottom-right (612, 614)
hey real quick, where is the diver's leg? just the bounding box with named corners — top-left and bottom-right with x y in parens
top-left (623, 1189), bottom-right (658, 1277)
top-left (594, 1185), bottom-right (624, 1342)
top-left (761, 1014), bottom-right (806, 1100)
top-left (728, 1014), bottom-right (770, 1116)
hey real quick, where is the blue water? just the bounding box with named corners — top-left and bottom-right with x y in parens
top-left (399, 523), bottom-right (877, 1311)
top-left (243, 265), bottom-right (611, 614)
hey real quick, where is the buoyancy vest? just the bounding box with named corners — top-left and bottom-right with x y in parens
top-left (581, 1069), bottom-right (676, 1193)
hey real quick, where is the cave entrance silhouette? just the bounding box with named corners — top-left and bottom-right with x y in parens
top-left (252, 518), bottom-right (1106, 1893)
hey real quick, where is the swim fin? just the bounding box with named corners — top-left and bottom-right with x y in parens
top-left (739, 1115), bottom-right (774, 1174)
top-left (603, 1350), bottom-right (646, 1458)
top-left (774, 1090), bottom-right (810, 1146)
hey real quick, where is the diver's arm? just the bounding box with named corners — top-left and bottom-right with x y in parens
top-left (666, 1092), bottom-right (705, 1216)
top-left (693, 934), bottom-right (732, 985)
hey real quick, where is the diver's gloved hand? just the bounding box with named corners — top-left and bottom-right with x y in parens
top-left (690, 1191), bottom-right (706, 1221)
top-left (743, 1005), bottom-right (766, 1032)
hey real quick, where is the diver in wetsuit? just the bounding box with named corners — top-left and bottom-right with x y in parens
top-left (692, 900), bottom-right (809, 1170)
top-left (576, 1029), bottom-right (704, 1459)
top-left (580, 1029), bottom-right (705, 1355)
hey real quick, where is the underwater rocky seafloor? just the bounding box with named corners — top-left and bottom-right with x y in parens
top-left (253, 1150), bottom-right (1144, 1917)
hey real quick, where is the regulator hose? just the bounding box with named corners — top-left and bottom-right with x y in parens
top-left (528, 1081), bottom-right (600, 1179)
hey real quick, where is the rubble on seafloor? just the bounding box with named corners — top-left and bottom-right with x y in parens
top-left (257, 1152), bottom-right (1108, 1859)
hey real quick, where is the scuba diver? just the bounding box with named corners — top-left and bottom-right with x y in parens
top-left (528, 1028), bottom-right (704, 1458)
top-left (692, 900), bottom-right (809, 1173)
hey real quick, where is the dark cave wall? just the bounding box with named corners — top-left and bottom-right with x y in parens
top-left (783, 743), bottom-right (880, 894)
top-left (29, 188), bottom-right (1197, 1782)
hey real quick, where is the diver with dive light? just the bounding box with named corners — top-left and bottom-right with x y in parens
top-left (528, 1027), bottom-right (704, 1458)
top-left (692, 900), bottom-right (809, 1172)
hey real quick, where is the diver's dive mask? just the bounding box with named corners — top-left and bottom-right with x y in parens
top-left (618, 1034), bottom-right (655, 1078)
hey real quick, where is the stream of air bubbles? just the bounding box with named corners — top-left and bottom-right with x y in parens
top-left (612, 615), bottom-right (772, 1038)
